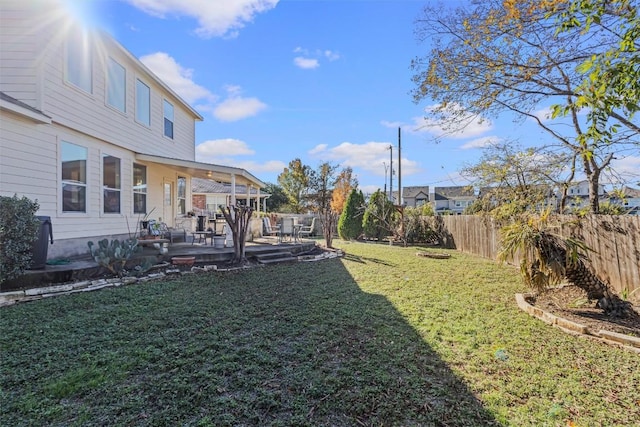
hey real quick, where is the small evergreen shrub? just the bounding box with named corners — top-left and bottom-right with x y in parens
top-left (338, 189), bottom-right (364, 240)
top-left (362, 190), bottom-right (395, 240)
top-left (0, 195), bottom-right (40, 283)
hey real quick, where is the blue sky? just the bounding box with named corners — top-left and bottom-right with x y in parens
top-left (77, 0), bottom-right (638, 194)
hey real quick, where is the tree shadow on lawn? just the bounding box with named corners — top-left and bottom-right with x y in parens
top-left (0, 258), bottom-right (500, 426)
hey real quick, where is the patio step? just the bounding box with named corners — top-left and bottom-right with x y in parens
top-left (253, 250), bottom-right (297, 264)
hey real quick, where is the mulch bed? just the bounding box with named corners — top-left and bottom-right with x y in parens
top-left (528, 285), bottom-right (640, 338)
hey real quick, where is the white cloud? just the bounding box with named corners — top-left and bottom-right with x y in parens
top-left (532, 106), bottom-right (554, 123)
top-left (309, 141), bottom-right (422, 177)
top-left (309, 144), bottom-right (328, 155)
top-left (293, 46), bottom-right (340, 69)
top-left (213, 96), bottom-right (267, 121)
top-left (324, 50), bottom-right (340, 61)
top-left (233, 159), bottom-right (288, 174)
top-left (195, 139), bottom-right (285, 175)
top-left (124, 0), bottom-right (279, 38)
top-left (380, 120), bottom-right (404, 129)
top-left (460, 136), bottom-right (501, 150)
top-left (196, 139), bottom-right (255, 158)
top-left (294, 57), bottom-right (319, 69)
top-left (411, 103), bottom-right (493, 139)
top-left (139, 52), bottom-right (216, 105)
top-left (610, 155), bottom-right (640, 182)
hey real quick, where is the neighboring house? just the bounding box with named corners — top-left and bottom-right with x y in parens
top-left (0, 1), bottom-right (264, 259)
top-left (191, 178), bottom-right (270, 214)
top-left (402, 186), bottom-right (429, 208)
top-left (566, 180), bottom-right (605, 212)
top-left (430, 186), bottom-right (476, 214)
top-left (608, 186), bottom-right (640, 215)
top-left (478, 184), bottom-right (558, 212)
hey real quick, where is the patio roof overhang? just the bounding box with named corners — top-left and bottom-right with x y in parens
top-left (135, 153), bottom-right (265, 188)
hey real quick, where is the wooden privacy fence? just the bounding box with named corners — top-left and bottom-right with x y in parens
top-left (440, 215), bottom-right (640, 296)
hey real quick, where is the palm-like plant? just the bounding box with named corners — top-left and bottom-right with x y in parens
top-left (498, 211), bottom-right (636, 318)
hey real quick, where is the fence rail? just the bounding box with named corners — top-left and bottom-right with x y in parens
top-left (440, 215), bottom-right (640, 296)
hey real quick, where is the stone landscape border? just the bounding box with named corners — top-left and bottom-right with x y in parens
top-left (515, 293), bottom-right (640, 354)
top-left (0, 250), bottom-right (343, 308)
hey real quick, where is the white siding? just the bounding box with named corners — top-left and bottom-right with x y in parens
top-left (0, 1), bottom-right (204, 258)
top-left (0, 4), bottom-right (42, 107)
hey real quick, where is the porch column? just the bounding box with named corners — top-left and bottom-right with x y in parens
top-left (256, 187), bottom-right (261, 213)
top-left (230, 174), bottom-right (236, 206)
top-left (246, 184), bottom-right (251, 209)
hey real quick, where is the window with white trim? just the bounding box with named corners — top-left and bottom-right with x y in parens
top-left (133, 163), bottom-right (147, 214)
top-left (103, 155), bottom-right (121, 214)
top-left (135, 79), bottom-right (150, 126)
top-left (61, 142), bottom-right (88, 212)
top-left (164, 100), bottom-right (174, 139)
top-left (107, 58), bottom-right (126, 112)
top-left (66, 28), bottom-right (92, 93)
top-left (177, 176), bottom-right (186, 215)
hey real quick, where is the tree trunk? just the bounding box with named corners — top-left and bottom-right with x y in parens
top-left (564, 259), bottom-right (636, 318)
top-left (220, 205), bottom-right (253, 265)
top-left (321, 211), bottom-right (337, 248)
top-left (587, 171), bottom-right (601, 214)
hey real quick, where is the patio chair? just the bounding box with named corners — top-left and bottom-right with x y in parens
top-left (280, 217), bottom-right (295, 242)
top-left (297, 217), bottom-right (316, 240)
top-left (158, 222), bottom-right (187, 243)
top-left (262, 217), bottom-right (280, 240)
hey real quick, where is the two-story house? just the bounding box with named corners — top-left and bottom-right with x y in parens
top-left (566, 180), bottom-right (606, 211)
top-left (0, 1), bottom-right (264, 259)
top-left (402, 186), bottom-right (430, 208)
top-left (430, 186), bottom-right (475, 214)
top-left (607, 186), bottom-right (640, 215)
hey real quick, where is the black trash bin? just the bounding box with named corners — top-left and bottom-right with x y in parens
top-left (29, 216), bottom-right (53, 270)
top-left (197, 215), bottom-right (207, 232)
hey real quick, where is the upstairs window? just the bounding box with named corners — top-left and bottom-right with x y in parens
top-left (107, 58), bottom-right (126, 112)
top-left (133, 163), bottom-right (147, 214)
top-left (135, 79), bottom-right (150, 126)
top-left (66, 28), bottom-right (92, 93)
top-left (61, 142), bottom-right (87, 212)
top-left (164, 100), bottom-right (174, 139)
top-left (103, 155), bottom-right (121, 214)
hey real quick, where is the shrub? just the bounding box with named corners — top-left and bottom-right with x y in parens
top-left (403, 206), bottom-right (436, 243)
top-left (362, 190), bottom-right (395, 240)
top-left (0, 195), bottom-right (40, 283)
top-left (338, 189), bottom-right (364, 240)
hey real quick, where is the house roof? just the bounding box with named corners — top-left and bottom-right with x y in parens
top-left (433, 186), bottom-right (475, 200)
top-left (192, 178), bottom-right (270, 197)
top-left (403, 186), bottom-right (430, 198)
top-left (135, 154), bottom-right (265, 188)
top-left (0, 91), bottom-right (51, 123)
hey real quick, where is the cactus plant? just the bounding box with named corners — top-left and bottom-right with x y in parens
top-left (87, 238), bottom-right (141, 277)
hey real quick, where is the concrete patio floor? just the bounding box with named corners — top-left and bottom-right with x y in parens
top-left (1, 237), bottom-right (318, 292)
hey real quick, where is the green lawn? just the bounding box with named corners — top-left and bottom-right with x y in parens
top-left (1, 241), bottom-right (638, 426)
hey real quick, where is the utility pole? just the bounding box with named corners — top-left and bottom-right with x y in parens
top-left (383, 162), bottom-right (388, 195)
top-left (398, 127), bottom-right (402, 206)
top-left (389, 145), bottom-right (393, 202)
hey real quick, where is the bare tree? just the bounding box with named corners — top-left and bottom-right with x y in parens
top-left (411, 0), bottom-right (639, 213)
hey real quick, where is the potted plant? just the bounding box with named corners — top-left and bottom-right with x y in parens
top-left (139, 207), bottom-right (156, 234)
